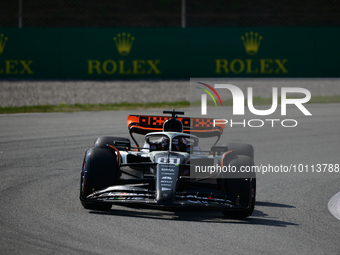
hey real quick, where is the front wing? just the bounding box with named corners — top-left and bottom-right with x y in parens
top-left (80, 185), bottom-right (252, 210)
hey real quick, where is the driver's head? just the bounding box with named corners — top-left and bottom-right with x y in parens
top-left (161, 136), bottom-right (170, 150)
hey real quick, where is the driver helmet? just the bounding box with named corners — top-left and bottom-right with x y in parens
top-left (161, 136), bottom-right (170, 150)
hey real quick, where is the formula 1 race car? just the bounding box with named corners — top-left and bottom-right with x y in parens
top-left (80, 110), bottom-right (256, 218)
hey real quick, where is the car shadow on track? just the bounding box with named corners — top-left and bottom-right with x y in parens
top-left (88, 201), bottom-right (297, 227)
top-left (255, 201), bottom-right (295, 208)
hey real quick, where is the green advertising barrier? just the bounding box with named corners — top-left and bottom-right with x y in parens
top-left (0, 27), bottom-right (339, 79)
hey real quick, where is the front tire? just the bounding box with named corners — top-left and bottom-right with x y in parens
top-left (80, 147), bottom-right (119, 210)
top-left (221, 154), bottom-right (256, 218)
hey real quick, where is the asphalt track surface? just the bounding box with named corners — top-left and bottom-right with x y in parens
top-left (0, 105), bottom-right (339, 255)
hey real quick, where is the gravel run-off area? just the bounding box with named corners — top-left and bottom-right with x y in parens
top-left (1, 78), bottom-right (340, 107)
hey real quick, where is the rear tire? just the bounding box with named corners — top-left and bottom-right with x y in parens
top-left (80, 147), bottom-right (119, 210)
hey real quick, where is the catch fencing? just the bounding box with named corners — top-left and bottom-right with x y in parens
top-left (1, 0), bottom-right (339, 28)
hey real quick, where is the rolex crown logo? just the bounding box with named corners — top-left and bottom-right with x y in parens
top-left (241, 31), bottom-right (262, 55)
top-left (113, 32), bottom-right (135, 56)
top-left (0, 33), bottom-right (8, 55)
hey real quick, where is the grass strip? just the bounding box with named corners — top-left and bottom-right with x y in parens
top-left (1, 96), bottom-right (340, 114)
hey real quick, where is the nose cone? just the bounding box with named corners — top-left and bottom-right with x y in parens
top-left (156, 163), bottom-right (180, 204)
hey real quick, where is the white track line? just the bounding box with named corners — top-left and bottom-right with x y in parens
top-left (328, 191), bottom-right (340, 221)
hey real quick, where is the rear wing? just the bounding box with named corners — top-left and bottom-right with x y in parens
top-left (127, 115), bottom-right (225, 146)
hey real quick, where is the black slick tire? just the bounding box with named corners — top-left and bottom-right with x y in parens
top-left (80, 147), bottom-right (119, 210)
